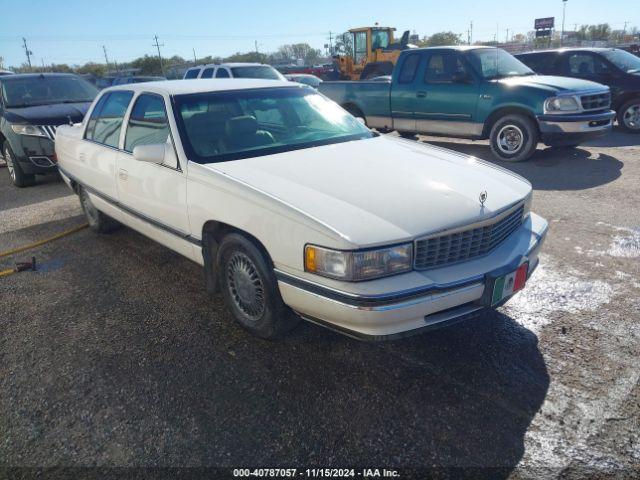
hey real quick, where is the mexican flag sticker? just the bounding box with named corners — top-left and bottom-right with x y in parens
top-left (491, 263), bottom-right (529, 306)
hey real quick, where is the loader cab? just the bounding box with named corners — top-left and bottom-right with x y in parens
top-left (348, 27), bottom-right (395, 64)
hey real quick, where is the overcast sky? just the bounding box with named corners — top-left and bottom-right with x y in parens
top-left (1, 0), bottom-right (637, 68)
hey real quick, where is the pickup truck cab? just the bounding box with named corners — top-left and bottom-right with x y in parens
top-left (319, 46), bottom-right (615, 161)
top-left (55, 79), bottom-right (547, 340)
top-left (516, 48), bottom-right (640, 133)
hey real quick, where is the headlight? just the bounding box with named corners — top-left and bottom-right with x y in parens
top-left (11, 124), bottom-right (47, 137)
top-left (544, 96), bottom-right (580, 113)
top-left (304, 243), bottom-right (413, 281)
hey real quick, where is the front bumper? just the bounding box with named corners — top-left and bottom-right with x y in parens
top-left (537, 110), bottom-right (615, 146)
top-left (12, 134), bottom-right (58, 174)
top-left (276, 213), bottom-right (549, 340)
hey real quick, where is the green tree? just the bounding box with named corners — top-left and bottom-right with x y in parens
top-left (224, 51), bottom-right (269, 63)
top-left (274, 43), bottom-right (322, 65)
top-left (333, 32), bottom-right (353, 56)
top-left (421, 31), bottom-right (462, 47)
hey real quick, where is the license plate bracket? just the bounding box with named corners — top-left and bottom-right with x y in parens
top-left (486, 262), bottom-right (529, 307)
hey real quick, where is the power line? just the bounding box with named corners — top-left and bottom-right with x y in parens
top-left (152, 35), bottom-right (164, 75)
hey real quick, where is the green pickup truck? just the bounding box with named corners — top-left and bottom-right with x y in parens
top-left (318, 46), bottom-right (616, 161)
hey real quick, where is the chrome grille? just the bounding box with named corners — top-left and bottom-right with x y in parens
top-left (39, 125), bottom-right (58, 141)
top-left (580, 92), bottom-right (610, 112)
top-left (415, 204), bottom-right (525, 270)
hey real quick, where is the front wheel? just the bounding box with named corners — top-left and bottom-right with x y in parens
top-left (399, 131), bottom-right (418, 140)
top-left (617, 98), bottom-right (640, 133)
top-left (218, 233), bottom-right (299, 339)
top-left (3, 143), bottom-right (35, 188)
top-left (489, 114), bottom-right (538, 162)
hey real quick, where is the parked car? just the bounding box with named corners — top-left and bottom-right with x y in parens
top-left (285, 73), bottom-right (322, 88)
top-left (55, 79), bottom-right (548, 340)
top-left (516, 48), bottom-right (640, 133)
top-left (1, 73), bottom-right (98, 187)
top-left (319, 46), bottom-right (615, 162)
top-left (183, 63), bottom-right (286, 81)
top-left (95, 76), bottom-right (117, 90)
top-left (0, 70), bottom-right (14, 76)
top-left (112, 76), bottom-right (167, 85)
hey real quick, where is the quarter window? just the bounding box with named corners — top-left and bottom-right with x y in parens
top-left (200, 67), bottom-right (215, 79)
top-left (85, 91), bottom-right (133, 148)
top-left (398, 54), bottom-right (420, 84)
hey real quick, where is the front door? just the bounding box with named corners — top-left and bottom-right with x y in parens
top-left (413, 50), bottom-right (481, 136)
top-left (390, 52), bottom-right (422, 132)
top-left (115, 92), bottom-right (191, 256)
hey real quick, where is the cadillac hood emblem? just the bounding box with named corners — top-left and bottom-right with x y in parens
top-left (479, 191), bottom-right (488, 207)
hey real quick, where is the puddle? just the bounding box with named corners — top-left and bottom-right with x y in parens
top-left (501, 254), bottom-right (613, 334)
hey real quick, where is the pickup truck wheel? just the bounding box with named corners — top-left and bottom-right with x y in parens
top-left (3, 143), bottom-right (35, 188)
top-left (399, 131), bottom-right (418, 139)
top-left (218, 233), bottom-right (299, 339)
top-left (489, 115), bottom-right (538, 162)
top-left (79, 187), bottom-right (120, 233)
top-left (617, 99), bottom-right (640, 133)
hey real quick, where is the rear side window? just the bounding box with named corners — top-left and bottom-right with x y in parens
top-left (215, 68), bottom-right (230, 78)
top-left (85, 91), bottom-right (133, 148)
top-left (124, 94), bottom-right (169, 153)
top-left (567, 53), bottom-right (611, 75)
top-left (184, 68), bottom-right (200, 79)
top-left (519, 54), bottom-right (555, 74)
top-left (200, 68), bottom-right (215, 79)
top-left (398, 54), bottom-right (420, 84)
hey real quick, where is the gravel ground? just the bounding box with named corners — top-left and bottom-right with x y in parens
top-left (1, 129), bottom-right (639, 479)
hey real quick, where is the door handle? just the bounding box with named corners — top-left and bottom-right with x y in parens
top-left (118, 169), bottom-right (128, 181)
top-left (416, 91), bottom-right (427, 98)
top-left (78, 152), bottom-right (86, 162)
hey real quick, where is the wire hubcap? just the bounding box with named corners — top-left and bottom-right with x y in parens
top-left (497, 125), bottom-right (524, 154)
top-left (5, 149), bottom-right (15, 181)
top-left (226, 252), bottom-right (265, 321)
top-left (623, 104), bottom-right (640, 130)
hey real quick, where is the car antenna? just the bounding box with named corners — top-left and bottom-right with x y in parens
top-left (67, 115), bottom-right (74, 126)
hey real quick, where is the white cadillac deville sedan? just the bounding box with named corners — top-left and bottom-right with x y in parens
top-left (55, 79), bottom-right (548, 340)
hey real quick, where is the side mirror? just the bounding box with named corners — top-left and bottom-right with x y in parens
top-left (452, 72), bottom-right (473, 84)
top-left (132, 143), bottom-right (165, 164)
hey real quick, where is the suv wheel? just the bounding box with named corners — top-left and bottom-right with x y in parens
top-left (218, 233), bottom-right (299, 339)
top-left (489, 114), bottom-right (538, 162)
top-left (3, 142), bottom-right (35, 187)
top-left (79, 187), bottom-right (120, 233)
top-left (618, 98), bottom-right (640, 133)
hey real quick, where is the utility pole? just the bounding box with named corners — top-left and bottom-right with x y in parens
top-left (102, 45), bottom-right (111, 71)
top-left (41, 58), bottom-right (46, 71)
top-left (22, 37), bottom-right (32, 69)
top-left (469, 21), bottom-right (473, 45)
top-left (192, 48), bottom-right (197, 63)
top-left (328, 31), bottom-right (334, 55)
top-left (255, 40), bottom-right (259, 53)
top-left (152, 35), bottom-right (164, 75)
top-left (561, 0), bottom-right (568, 46)
top-left (506, 28), bottom-right (510, 43)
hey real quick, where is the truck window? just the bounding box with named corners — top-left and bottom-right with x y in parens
top-left (424, 53), bottom-right (468, 83)
top-left (216, 68), bottom-right (230, 78)
top-left (200, 68), bottom-right (215, 79)
top-left (184, 68), bottom-right (200, 79)
top-left (354, 31), bottom-right (368, 64)
top-left (398, 54), bottom-right (420, 84)
top-left (371, 30), bottom-right (390, 50)
top-left (568, 53), bottom-right (610, 75)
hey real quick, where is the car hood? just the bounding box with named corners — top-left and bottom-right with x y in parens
top-left (206, 136), bottom-right (532, 247)
top-left (3, 102), bottom-right (91, 125)
top-left (499, 75), bottom-right (607, 93)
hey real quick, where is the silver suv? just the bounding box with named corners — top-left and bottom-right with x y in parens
top-left (183, 63), bottom-right (285, 81)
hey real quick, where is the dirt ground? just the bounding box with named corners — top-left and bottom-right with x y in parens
top-left (1, 129), bottom-right (638, 478)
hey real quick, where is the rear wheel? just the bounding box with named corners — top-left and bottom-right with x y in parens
top-left (3, 143), bottom-right (35, 188)
top-left (399, 131), bottom-right (418, 139)
top-left (218, 233), bottom-right (299, 339)
top-left (489, 114), bottom-right (538, 162)
top-left (617, 98), bottom-right (640, 133)
top-left (79, 187), bottom-right (120, 233)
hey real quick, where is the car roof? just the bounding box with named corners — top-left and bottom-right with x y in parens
top-left (409, 45), bottom-right (497, 52)
top-left (517, 47), bottom-right (619, 55)
top-left (102, 78), bottom-right (296, 95)
top-left (189, 63), bottom-right (268, 69)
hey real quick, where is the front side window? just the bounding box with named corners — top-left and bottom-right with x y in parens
top-left (602, 49), bottom-right (640, 73)
top-left (424, 53), bottom-right (468, 83)
top-left (124, 94), bottom-right (169, 152)
top-left (398, 54), bottom-right (420, 84)
top-left (174, 87), bottom-right (373, 163)
top-left (85, 91), bottom-right (133, 148)
top-left (200, 68), bottom-right (215, 79)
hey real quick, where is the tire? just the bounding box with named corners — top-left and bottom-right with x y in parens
top-left (3, 142), bottom-right (35, 187)
top-left (217, 233), bottom-right (299, 339)
top-left (489, 114), bottom-right (539, 162)
top-left (78, 187), bottom-right (120, 233)
top-left (399, 131), bottom-right (418, 139)
top-left (343, 104), bottom-right (366, 125)
top-left (617, 98), bottom-right (640, 133)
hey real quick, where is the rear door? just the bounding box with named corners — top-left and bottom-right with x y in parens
top-left (390, 52), bottom-right (422, 132)
top-left (77, 90), bottom-right (133, 199)
top-left (413, 50), bottom-right (481, 136)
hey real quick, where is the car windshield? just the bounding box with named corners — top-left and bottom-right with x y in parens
top-left (602, 49), bottom-right (640, 73)
top-left (466, 48), bottom-right (535, 79)
top-left (1, 75), bottom-right (98, 108)
top-left (230, 66), bottom-right (284, 80)
top-left (174, 86), bottom-right (374, 163)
